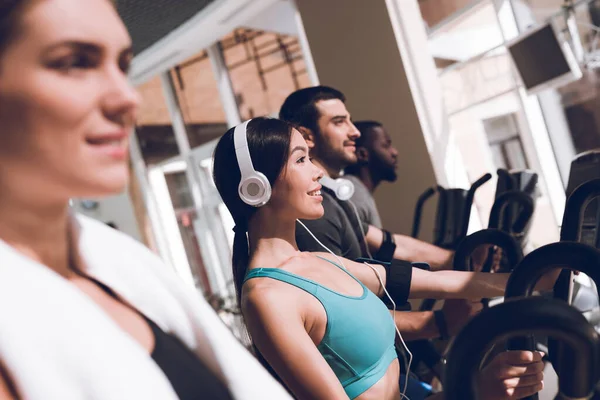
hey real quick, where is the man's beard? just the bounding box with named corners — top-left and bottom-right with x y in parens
top-left (382, 167), bottom-right (398, 182)
top-left (317, 146), bottom-right (356, 170)
top-left (341, 151), bottom-right (358, 168)
top-left (372, 157), bottom-right (397, 182)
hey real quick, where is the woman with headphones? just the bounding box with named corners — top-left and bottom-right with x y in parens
top-left (212, 117), bottom-right (546, 400)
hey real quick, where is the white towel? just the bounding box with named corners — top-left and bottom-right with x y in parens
top-left (0, 214), bottom-right (291, 400)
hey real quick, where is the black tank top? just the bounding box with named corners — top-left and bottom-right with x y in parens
top-left (91, 278), bottom-right (234, 400)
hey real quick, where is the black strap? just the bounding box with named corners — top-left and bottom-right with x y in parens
top-left (374, 229), bottom-right (396, 262)
top-left (434, 310), bottom-right (450, 340)
top-left (356, 258), bottom-right (412, 307)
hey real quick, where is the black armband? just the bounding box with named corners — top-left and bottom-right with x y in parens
top-left (356, 257), bottom-right (412, 307)
top-left (384, 259), bottom-right (413, 306)
top-left (374, 229), bottom-right (396, 262)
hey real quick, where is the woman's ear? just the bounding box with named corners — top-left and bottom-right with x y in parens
top-left (356, 147), bottom-right (369, 163)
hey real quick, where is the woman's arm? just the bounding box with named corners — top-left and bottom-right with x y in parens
top-left (331, 255), bottom-right (504, 301)
top-left (411, 267), bottom-right (560, 300)
top-left (336, 255), bottom-right (557, 302)
top-left (410, 268), bottom-right (510, 300)
top-left (243, 288), bottom-right (349, 400)
top-left (338, 255), bottom-right (506, 300)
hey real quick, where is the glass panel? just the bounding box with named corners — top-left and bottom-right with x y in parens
top-left (429, 1), bottom-right (505, 65)
top-left (420, 0), bottom-right (479, 29)
top-left (190, 148), bottom-right (245, 344)
top-left (169, 51), bottom-right (228, 148)
top-left (135, 76), bottom-right (179, 165)
top-left (222, 28), bottom-right (312, 119)
top-left (439, 46), bottom-right (517, 115)
top-left (163, 169), bottom-right (212, 293)
top-left (164, 51), bottom-right (235, 304)
top-left (447, 91), bottom-right (559, 247)
top-left (558, 0), bottom-right (600, 155)
top-left (512, 0), bottom-right (600, 155)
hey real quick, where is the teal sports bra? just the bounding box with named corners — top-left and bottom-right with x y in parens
top-left (244, 256), bottom-right (397, 399)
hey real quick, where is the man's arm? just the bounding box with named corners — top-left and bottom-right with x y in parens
top-left (365, 226), bottom-right (453, 270)
top-left (410, 268), bottom-right (509, 300)
top-left (392, 299), bottom-right (482, 341)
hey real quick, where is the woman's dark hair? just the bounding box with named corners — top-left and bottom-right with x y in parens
top-left (213, 117), bottom-right (293, 306)
top-left (213, 117), bottom-right (294, 394)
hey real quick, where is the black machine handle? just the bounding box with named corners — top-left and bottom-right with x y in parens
top-left (496, 168), bottom-right (538, 194)
top-left (496, 168), bottom-right (513, 188)
top-left (560, 178), bottom-right (600, 242)
top-left (443, 297), bottom-right (599, 400)
top-left (488, 191), bottom-right (535, 234)
top-left (420, 229), bottom-right (522, 312)
top-left (505, 242), bottom-right (600, 346)
top-left (554, 179), bottom-right (600, 309)
top-left (412, 187), bottom-right (438, 239)
top-left (418, 174), bottom-right (491, 310)
top-left (453, 229), bottom-right (523, 308)
top-left (522, 173), bottom-right (539, 195)
top-left (458, 173), bottom-right (492, 241)
top-left (470, 173), bottom-right (494, 194)
top-left (506, 241), bottom-right (600, 302)
top-left (504, 241), bottom-right (600, 400)
top-left (453, 229), bottom-right (523, 272)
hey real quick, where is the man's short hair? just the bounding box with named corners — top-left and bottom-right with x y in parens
top-left (279, 86), bottom-right (346, 134)
top-left (354, 120), bottom-right (383, 148)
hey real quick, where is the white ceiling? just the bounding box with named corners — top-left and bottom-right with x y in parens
top-left (130, 0), bottom-right (297, 85)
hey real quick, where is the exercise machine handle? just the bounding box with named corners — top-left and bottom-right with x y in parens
top-left (488, 191), bottom-right (535, 234)
top-left (453, 229), bottom-right (523, 272)
top-left (412, 186), bottom-right (437, 239)
top-left (443, 297), bottom-right (599, 400)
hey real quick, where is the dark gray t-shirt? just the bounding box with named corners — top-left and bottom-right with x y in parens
top-left (345, 175), bottom-right (383, 229)
top-left (296, 189), bottom-right (366, 259)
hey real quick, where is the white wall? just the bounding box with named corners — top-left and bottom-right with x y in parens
top-left (72, 191), bottom-right (142, 242)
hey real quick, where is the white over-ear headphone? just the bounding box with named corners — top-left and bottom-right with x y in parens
top-left (320, 176), bottom-right (355, 201)
top-left (233, 120), bottom-right (272, 207)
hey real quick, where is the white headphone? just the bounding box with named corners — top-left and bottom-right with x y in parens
top-left (320, 176), bottom-right (355, 201)
top-left (233, 120), bottom-right (272, 207)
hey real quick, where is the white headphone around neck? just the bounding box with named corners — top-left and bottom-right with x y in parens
top-left (320, 176), bottom-right (355, 201)
top-left (233, 120), bottom-right (272, 207)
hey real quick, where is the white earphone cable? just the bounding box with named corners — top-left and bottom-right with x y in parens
top-left (348, 199), bottom-right (373, 259)
top-left (296, 219), bottom-right (348, 270)
top-left (347, 201), bottom-right (412, 399)
top-left (363, 261), bottom-right (412, 400)
top-left (297, 219), bottom-right (412, 400)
